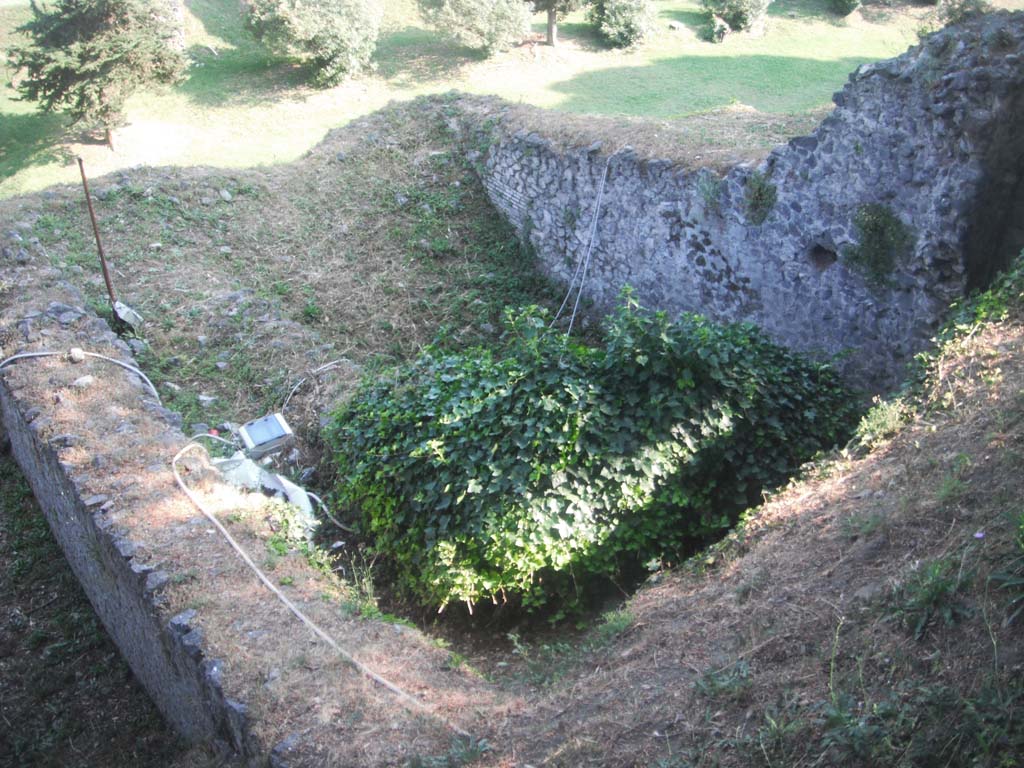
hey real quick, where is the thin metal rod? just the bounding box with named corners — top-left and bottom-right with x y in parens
top-left (77, 157), bottom-right (117, 307)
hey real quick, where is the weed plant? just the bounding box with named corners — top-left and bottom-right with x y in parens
top-left (744, 171), bottom-right (776, 225)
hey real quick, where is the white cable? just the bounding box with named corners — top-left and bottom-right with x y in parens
top-left (0, 348), bottom-right (161, 403)
top-left (171, 441), bottom-right (470, 739)
top-left (281, 357), bottom-right (352, 413)
top-left (551, 154), bottom-right (612, 333)
top-left (0, 351), bottom-right (61, 368)
top-left (80, 351), bottom-right (161, 403)
top-left (567, 156), bottom-right (611, 336)
top-left (306, 491), bottom-right (356, 533)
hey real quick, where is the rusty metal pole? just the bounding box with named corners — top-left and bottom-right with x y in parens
top-left (77, 156), bottom-right (118, 308)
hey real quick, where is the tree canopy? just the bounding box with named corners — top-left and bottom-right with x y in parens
top-left (6, 0), bottom-right (186, 148)
top-left (244, 0), bottom-right (384, 86)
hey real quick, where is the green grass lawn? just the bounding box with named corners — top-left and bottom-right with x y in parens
top-left (1, 0), bottom-right (1020, 197)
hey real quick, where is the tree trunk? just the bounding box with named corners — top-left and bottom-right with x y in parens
top-left (546, 8), bottom-right (558, 46)
top-left (105, 127), bottom-right (115, 152)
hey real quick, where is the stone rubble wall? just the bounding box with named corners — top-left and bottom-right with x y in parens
top-left (457, 12), bottom-right (1024, 391)
top-left (0, 302), bottom-right (257, 760)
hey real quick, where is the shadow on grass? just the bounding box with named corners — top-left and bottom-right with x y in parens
top-left (179, 0), bottom-right (310, 106)
top-left (374, 26), bottom-right (485, 85)
top-left (0, 110), bottom-right (71, 182)
top-left (525, 18), bottom-right (609, 52)
top-left (548, 53), bottom-right (866, 117)
top-left (660, 8), bottom-right (708, 36)
top-left (178, 45), bottom-right (308, 107)
top-left (554, 20), bottom-right (609, 51)
top-left (769, 0), bottom-right (843, 21)
top-left (185, 0), bottom-right (254, 48)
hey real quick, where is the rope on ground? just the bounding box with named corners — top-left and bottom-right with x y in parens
top-left (281, 356), bottom-right (354, 413)
top-left (171, 440), bottom-right (471, 740)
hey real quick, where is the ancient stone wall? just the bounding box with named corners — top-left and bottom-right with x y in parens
top-left (0, 323), bottom-right (256, 759)
top-left (458, 12), bottom-right (1024, 390)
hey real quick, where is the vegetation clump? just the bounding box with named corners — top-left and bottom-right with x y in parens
top-left (744, 170), bottom-right (777, 225)
top-left (829, 0), bottom-right (861, 17)
top-left (700, 0), bottom-right (773, 36)
top-left (843, 203), bottom-right (913, 288)
top-left (244, 0), bottom-right (383, 86)
top-left (417, 0), bottom-right (532, 53)
top-left (588, 0), bottom-right (657, 48)
top-left (327, 293), bottom-right (856, 615)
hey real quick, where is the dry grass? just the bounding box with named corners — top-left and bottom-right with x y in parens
top-left (484, 316), bottom-right (1024, 766)
top-left (494, 100), bottom-right (829, 171)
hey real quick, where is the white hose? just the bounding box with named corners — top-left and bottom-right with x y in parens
top-left (171, 441), bottom-right (471, 740)
top-left (0, 348), bottom-right (162, 403)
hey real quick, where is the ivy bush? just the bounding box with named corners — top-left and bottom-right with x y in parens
top-left (326, 294), bottom-right (857, 614)
top-left (588, 0), bottom-right (657, 48)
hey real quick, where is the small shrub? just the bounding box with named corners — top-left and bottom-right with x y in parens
top-left (990, 509), bottom-right (1024, 625)
top-left (244, 0), bottom-right (383, 86)
top-left (937, 0), bottom-right (992, 25)
top-left (417, 0), bottom-right (531, 53)
top-left (891, 556), bottom-right (971, 640)
top-left (843, 203), bottom-right (913, 287)
top-left (588, 0), bottom-right (657, 48)
top-left (327, 293), bottom-right (856, 615)
top-left (829, 0), bottom-right (861, 16)
top-left (853, 396), bottom-right (910, 449)
top-left (699, 0), bottom-right (772, 33)
top-left (744, 171), bottom-right (776, 225)
top-left (699, 14), bottom-right (730, 42)
top-left (695, 659), bottom-right (752, 701)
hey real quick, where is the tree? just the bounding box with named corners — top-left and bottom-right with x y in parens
top-left (588, 0), bottom-right (655, 47)
top-left (6, 0), bottom-right (186, 150)
top-left (244, 0), bottom-right (383, 87)
top-left (418, 0), bottom-right (531, 54)
top-left (532, 0), bottom-right (586, 46)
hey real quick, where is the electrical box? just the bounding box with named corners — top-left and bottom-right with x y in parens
top-left (239, 413), bottom-right (295, 459)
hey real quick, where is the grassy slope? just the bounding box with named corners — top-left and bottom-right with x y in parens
top-left (0, 0), bottom-right (964, 197)
top-left (0, 97), bottom-right (565, 454)
top-left (496, 265), bottom-right (1024, 767)
top-left (2, 95), bottom-right (1023, 765)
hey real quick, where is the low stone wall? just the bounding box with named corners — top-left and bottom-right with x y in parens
top-left (456, 12), bottom-right (1024, 391)
top-left (0, 339), bottom-right (255, 759)
top-left (0, 263), bottom-right (490, 765)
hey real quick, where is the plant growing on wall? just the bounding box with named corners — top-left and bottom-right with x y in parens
top-left (326, 293), bottom-right (857, 616)
top-left (744, 171), bottom-right (776, 225)
top-left (843, 203), bottom-right (914, 288)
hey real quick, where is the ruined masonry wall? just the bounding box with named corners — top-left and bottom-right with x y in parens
top-left (462, 13), bottom-right (1024, 390)
top-left (0, 331), bottom-right (256, 759)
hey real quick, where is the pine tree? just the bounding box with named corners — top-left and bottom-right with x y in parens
top-left (6, 0), bottom-right (186, 150)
